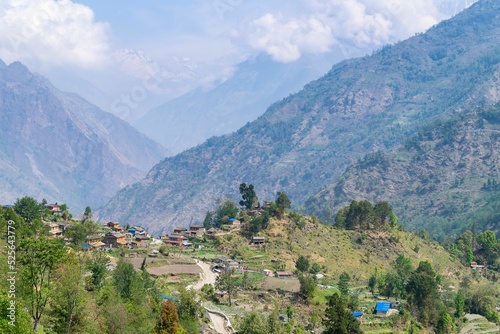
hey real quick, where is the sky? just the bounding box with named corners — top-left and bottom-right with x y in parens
top-left (0, 0), bottom-right (476, 121)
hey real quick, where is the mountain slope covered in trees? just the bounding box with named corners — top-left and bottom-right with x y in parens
top-left (0, 60), bottom-right (168, 213)
top-left (100, 0), bottom-right (500, 234)
top-left (305, 105), bottom-right (500, 239)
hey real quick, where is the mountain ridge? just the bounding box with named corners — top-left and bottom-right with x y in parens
top-left (99, 0), bottom-right (500, 235)
top-left (0, 60), bottom-right (169, 213)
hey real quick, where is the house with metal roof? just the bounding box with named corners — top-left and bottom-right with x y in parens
top-left (375, 301), bottom-right (393, 316)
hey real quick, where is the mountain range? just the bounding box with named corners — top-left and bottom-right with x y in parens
top-left (0, 60), bottom-right (168, 214)
top-left (98, 0), bottom-right (500, 235)
top-left (134, 53), bottom-right (335, 153)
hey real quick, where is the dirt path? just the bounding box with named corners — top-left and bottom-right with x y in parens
top-left (191, 260), bottom-right (218, 290)
top-left (190, 260), bottom-right (232, 334)
top-left (207, 311), bottom-right (231, 334)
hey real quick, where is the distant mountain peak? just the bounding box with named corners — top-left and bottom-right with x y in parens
top-left (0, 61), bottom-right (167, 212)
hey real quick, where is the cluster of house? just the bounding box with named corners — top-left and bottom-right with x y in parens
top-left (84, 222), bottom-right (152, 250)
top-left (43, 218), bottom-right (153, 251)
top-left (159, 225), bottom-right (206, 247)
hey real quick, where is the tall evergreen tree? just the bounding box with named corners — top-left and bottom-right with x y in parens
top-left (323, 293), bottom-right (362, 334)
top-left (152, 300), bottom-right (183, 334)
top-left (239, 183), bottom-right (258, 209)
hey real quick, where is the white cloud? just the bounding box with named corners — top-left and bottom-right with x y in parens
top-left (246, 0), bottom-right (477, 62)
top-left (249, 13), bottom-right (334, 63)
top-left (0, 0), bottom-right (110, 68)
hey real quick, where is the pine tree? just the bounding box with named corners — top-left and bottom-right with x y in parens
top-left (153, 300), bottom-right (182, 334)
top-left (324, 293), bottom-right (362, 334)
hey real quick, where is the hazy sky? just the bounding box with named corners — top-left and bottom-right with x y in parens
top-left (0, 0), bottom-right (476, 119)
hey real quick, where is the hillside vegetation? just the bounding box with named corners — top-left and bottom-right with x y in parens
top-left (216, 212), bottom-right (464, 283)
top-left (305, 104), bottom-right (500, 239)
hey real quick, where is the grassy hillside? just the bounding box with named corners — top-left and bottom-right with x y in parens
top-left (212, 211), bottom-right (465, 284)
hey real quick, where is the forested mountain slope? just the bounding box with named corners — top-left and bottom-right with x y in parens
top-left (100, 0), bottom-right (500, 234)
top-left (305, 105), bottom-right (500, 239)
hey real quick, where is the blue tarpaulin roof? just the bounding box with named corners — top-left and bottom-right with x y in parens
top-left (352, 312), bottom-right (363, 317)
top-left (375, 301), bottom-right (391, 312)
top-left (160, 294), bottom-right (178, 301)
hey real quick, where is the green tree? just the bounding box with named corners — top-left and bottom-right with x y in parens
top-left (239, 183), bottom-right (259, 209)
top-left (66, 220), bottom-right (101, 249)
top-left (454, 290), bottom-right (465, 318)
top-left (309, 262), bottom-right (321, 275)
top-left (476, 230), bottom-right (498, 264)
top-left (298, 273), bottom-right (316, 302)
top-left (286, 305), bottom-right (293, 321)
top-left (334, 206), bottom-right (348, 229)
top-left (239, 311), bottom-right (266, 334)
top-left (389, 213), bottom-right (399, 229)
top-left (152, 299), bottom-right (183, 334)
top-left (368, 274), bottom-right (377, 296)
top-left (216, 269), bottom-right (237, 306)
top-left (176, 287), bottom-right (202, 333)
top-left (83, 206), bottom-right (92, 221)
top-left (14, 196), bottom-right (42, 224)
top-left (0, 292), bottom-right (32, 334)
top-left (323, 293), bottom-right (362, 334)
top-left (113, 259), bottom-right (142, 300)
top-left (213, 199), bottom-right (239, 228)
top-left (267, 306), bottom-right (284, 334)
top-left (436, 312), bottom-right (455, 334)
top-left (18, 237), bottom-right (66, 333)
top-left (86, 251), bottom-right (110, 291)
top-left (406, 261), bottom-right (441, 327)
top-left (202, 211), bottom-right (214, 229)
top-left (373, 201), bottom-right (392, 228)
top-left (275, 192), bottom-right (291, 218)
top-left (338, 272), bottom-right (350, 296)
top-left (49, 252), bottom-right (88, 334)
top-left (295, 255), bottom-right (310, 273)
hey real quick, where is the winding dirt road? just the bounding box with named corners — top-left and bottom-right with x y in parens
top-left (191, 260), bottom-right (232, 334)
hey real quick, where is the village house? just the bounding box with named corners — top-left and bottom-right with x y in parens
top-left (173, 227), bottom-right (188, 235)
top-left (262, 269), bottom-right (274, 277)
top-left (57, 222), bottom-right (71, 234)
top-left (163, 234), bottom-right (186, 246)
top-left (375, 301), bottom-right (394, 316)
top-left (227, 218), bottom-right (241, 230)
top-left (46, 203), bottom-right (62, 214)
top-left (276, 271), bottom-right (294, 279)
top-left (106, 221), bottom-right (123, 232)
top-left (86, 235), bottom-right (106, 250)
top-left (252, 236), bottom-right (265, 246)
top-left (133, 235), bottom-right (151, 248)
top-left (103, 232), bottom-right (128, 248)
top-left (131, 225), bottom-right (150, 238)
top-left (47, 223), bottom-right (63, 238)
top-left (189, 224), bottom-right (205, 237)
top-left (206, 227), bottom-right (218, 235)
top-left (470, 261), bottom-right (486, 271)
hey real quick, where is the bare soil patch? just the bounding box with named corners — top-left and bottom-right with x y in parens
top-left (147, 264), bottom-right (203, 276)
top-left (260, 277), bottom-right (300, 292)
